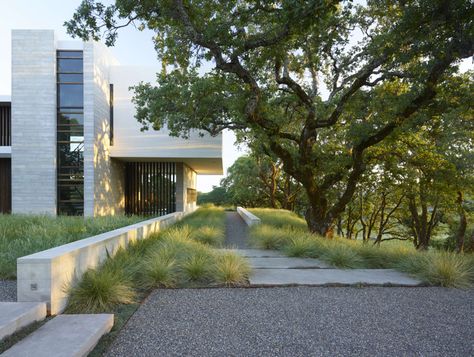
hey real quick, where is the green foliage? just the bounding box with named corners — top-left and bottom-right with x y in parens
top-left (319, 242), bottom-right (364, 269)
top-left (191, 226), bottom-right (224, 246)
top-left (248, 224), bottom-right (293, 250)
top-left (213, 252), bottom-right (251, 286)
top-left (66, 0), bottom-right (473, 235)
top-left (67, 268), bottom-right (136, 313)
top-left (66, 207), bottom-right (251, 313)
top-left (0, 214), bottom-right (144, 279)
top-left (249, 208), bottom-right (307, 230)
top-left (197, 187), bottom-right (230, 206)
top-left (249, 208), bottom-right (474, 287)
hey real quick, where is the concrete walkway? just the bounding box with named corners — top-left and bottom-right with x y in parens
top-left (227, 249), bottom-right (422, 286)
top-left (222, 213), bottom-right (422, 286)
top-left (224, 211), bottom-right (249, 248)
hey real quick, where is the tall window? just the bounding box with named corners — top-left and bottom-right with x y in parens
top-left (57, 51), bottom-right (84, 215)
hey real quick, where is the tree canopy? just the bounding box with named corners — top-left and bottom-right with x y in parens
top-left (66, 0), bottom-right (474, 240)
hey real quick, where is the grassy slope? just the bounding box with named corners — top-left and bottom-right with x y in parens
top-left (248, 208), bottom-right (474, 288)
top-left (0, 214), bottom-right (144, 279)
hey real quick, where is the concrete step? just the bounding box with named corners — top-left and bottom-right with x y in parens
top-left (250, 268), bottom-right (422, 287)
top-left (1, 314), bottom-right (114, 357)
top-left (0, 302), bottom-right (46, 340)
top-left (248, 257), bottom-right (330, 269)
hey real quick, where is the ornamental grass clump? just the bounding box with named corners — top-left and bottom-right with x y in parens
top-left (191, 226), bottom-right (224, 246)
top-left (319, 241), bottom-right (364, 269)
top-left (249, 224), bottom-right (292, 250)
top-left (140, 247), bottom-right (178, 289)
top-left (180, 253), bottom-right (213, 282)
top-left (213, 252), bottom-right (251, 286)
top-left (284, 234), bottom-right (325, 258)
top-left (67, 268), bottom-right (136, 313)
top-left (393, 250), bottom-right (473, 287)
top-left (248, 208), bottom-right (307, 230)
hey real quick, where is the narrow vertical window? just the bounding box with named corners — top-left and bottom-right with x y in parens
top-left (57, 50), bottom-right (84, 215)
top-left (109, 83), bottom-right (114, 146)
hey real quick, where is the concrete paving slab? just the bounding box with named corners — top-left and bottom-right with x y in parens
top-left (248, 257), bottom-right (331, 269)
top-left (218, 248), bottom-right (286, 258)
top-left (250, 268), bottom-right (422, 286)
top-left (2, 314), bottom-right (114, 357)
top-left (0, 302), bottom-right (46, 340)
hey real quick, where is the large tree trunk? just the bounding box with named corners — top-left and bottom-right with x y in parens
top-left (305, 202), bottom-right (334, 237)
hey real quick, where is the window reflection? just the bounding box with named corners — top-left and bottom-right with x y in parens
top-left (57, 50), bottom-right (84, 215)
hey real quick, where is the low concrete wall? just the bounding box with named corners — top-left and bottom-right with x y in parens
top-left (17, 212), bottom-right (187, 315)
top-left (237, 207), bottom-right (261, 226)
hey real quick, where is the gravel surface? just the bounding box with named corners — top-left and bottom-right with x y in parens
top-left (224, 211), bottom-right (249, 248)
top-left (0, 280), bottom-right (17, 301)
top-left (106, 287), bottom-right (474, 357)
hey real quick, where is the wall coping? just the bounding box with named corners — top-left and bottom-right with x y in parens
top-left (17, 213), bottom-right (178, 263)
top-left (237, 207), bottom-right (261, 226)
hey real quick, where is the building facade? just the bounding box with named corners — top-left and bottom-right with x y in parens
top-left (0, 30), bottom-right (222, 216)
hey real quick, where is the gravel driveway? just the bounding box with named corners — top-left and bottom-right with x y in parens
top-left (0, 280), bottom-right (16, 302)
top-left (106, 287), bottom-right (474, 357)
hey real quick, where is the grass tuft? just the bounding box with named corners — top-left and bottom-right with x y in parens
top-left (181, 253), bottom-right (213, 282)
top-left (191, 226), bottom-right (224, 246)
top-left (213, 252), bottom-right (251, 286)
top-left (320, 243), bottom-right (364, 268)
top-left (67, 268), bottom-right (136, 313)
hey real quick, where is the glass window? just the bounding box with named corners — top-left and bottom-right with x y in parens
top-left (57, 51), bottom-right (83, 58)
top-left (58, 74), bottom-right (83, 83)
top-left (58, 59), bottom-right (83, 73)
top-left (58, 84), bottom-right (83, 108)
top-left (58, 112), bottom-right (83, 126)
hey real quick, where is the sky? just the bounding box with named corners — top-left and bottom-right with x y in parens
top-left (0, 0), bottom-right (246, 192)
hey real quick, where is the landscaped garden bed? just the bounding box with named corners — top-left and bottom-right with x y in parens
top-left (61, 206), bottom-right (250, 356)
top-left (248, 208), bottom-right (474, 288)
top-left (0, 214), bottom-right (145, 279)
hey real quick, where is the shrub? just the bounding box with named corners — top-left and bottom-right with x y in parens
top-left (67, 268), bottom-right (136, 313)
top-left (213, 252), bottom-right (250, 285)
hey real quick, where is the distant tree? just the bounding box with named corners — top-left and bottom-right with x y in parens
top-left (197, 186), bottom-right (230, 206)
top-left (66, 0), bottom-right (474, 236)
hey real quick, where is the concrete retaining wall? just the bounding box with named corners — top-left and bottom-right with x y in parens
top-left (237, 207), bottom-right (261, 226)
top-left (17, 212), bottom-right (188, 315)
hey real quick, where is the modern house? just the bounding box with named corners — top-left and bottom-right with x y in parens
top-left (0, 30), bottom-right (222, 216)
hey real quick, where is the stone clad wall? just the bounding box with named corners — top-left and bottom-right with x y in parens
top-left (83, 42), bottom-right (124, 216)
top-left (176, 163), bottom-right (197, 213)
top-left (11, 30), bottom-right (57, 214)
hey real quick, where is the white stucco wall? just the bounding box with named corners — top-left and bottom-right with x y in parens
top-left (11, 30), bottom-right (57, 214)
top-left (108, 66), bottom-right (223, 174)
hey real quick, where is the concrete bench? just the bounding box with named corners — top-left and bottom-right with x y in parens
top-left (237, 207), bottom-right (261, 226)
top-left (17, 212), bottom-right (186, 315)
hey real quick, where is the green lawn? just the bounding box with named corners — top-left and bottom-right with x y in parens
top-left (0, 214), bottom-right (145, 279)
top-left (248, 208), bottom-right (474, 288)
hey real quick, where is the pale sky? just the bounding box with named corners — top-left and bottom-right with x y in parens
top-left (0, 0), bottom-right (246, 192)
